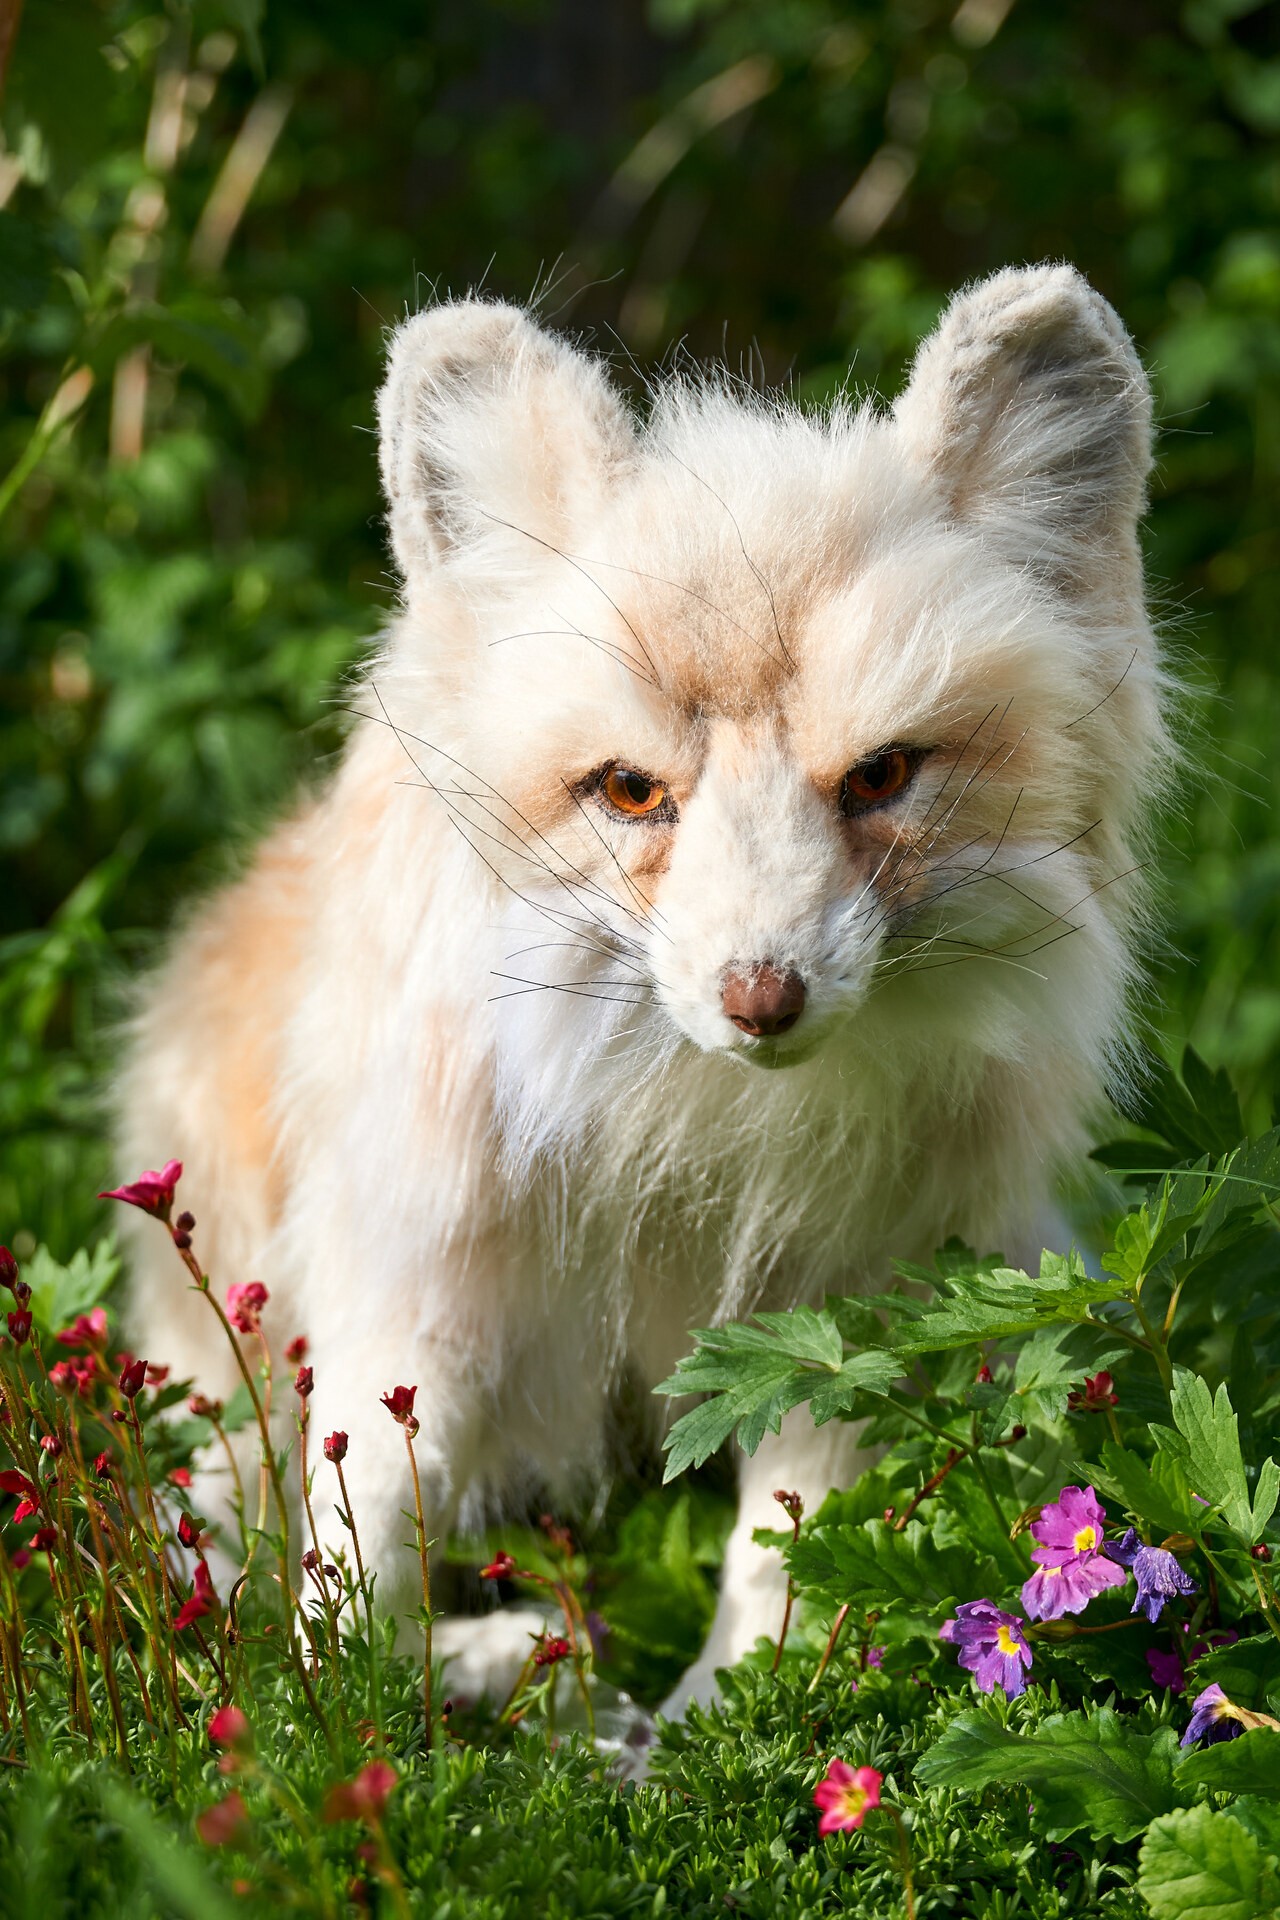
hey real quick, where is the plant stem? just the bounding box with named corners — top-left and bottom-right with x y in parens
top-left (402, 1425), bottom-right (434, 1749)
top-left (333, 1456), bottom-right (382, 1730)
top-left (808, 1604), bottom-right (851, 1694)
top-left (884, 1806), bottom-right (917, 1920)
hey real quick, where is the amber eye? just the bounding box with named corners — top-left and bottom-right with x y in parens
top-left (839, 747), bottom-right (919, 816)
top-left (601, 766), bottom-right (668, 818)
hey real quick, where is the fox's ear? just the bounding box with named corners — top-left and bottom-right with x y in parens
top-left (893, 265), bottom-right (1152, 602)
top-left (376, 300), bottom-right (633, 600)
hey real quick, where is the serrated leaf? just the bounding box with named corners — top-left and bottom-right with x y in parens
top-left (1139, 1804), bottom-right (1278, 1920)
top-left (1253, 1459), bottom-right (1280, 1538)
top-left (915, 1707), bottom-right (1185, 1842)
top-left (1090, 1440), bottom-right (1205, 1537)
top-left (787, 1517), bottom-right (993, 1612)
top-left (1178, 1730), bottom-right (1280, 1800)
top-left (1153, 1371), bottom-right (1255, 1539)
top-left (889, 1250), bottom-right (1123, 1355)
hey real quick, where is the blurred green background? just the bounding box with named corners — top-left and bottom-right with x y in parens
top-left (2, 0), bottom-right (1278, 1260)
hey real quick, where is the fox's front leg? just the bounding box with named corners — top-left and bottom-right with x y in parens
top-left (659, 1411), bottom-right (879, 1720)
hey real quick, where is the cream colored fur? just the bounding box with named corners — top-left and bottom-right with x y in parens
top-left (118, 265), bottom-right (1170, 1713)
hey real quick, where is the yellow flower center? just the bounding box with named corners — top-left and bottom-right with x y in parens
top-left (1073, 1525), bottom-right (1098, 1552)
top-left (838, 1785), bottom-right (869, 1819)
top-left (995, 1625), bottom-right (1021, 1656)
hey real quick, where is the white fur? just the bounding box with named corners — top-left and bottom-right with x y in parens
top-left (118, 266), bottom-right (1170, 1709)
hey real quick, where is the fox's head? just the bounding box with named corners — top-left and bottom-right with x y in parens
top-left (369, 268), bottom-right (1169, 1123)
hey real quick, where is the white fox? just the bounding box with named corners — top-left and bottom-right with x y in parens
top-left (119, 264), bottom-right (1169, 1714)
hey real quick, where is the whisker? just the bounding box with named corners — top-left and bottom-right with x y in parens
top-left (659, 449), bottom-right (795, 671)
top-left (473, 508), bottom-right (662, 683)
top-left (1063, 650), bottom-right (1138, 730)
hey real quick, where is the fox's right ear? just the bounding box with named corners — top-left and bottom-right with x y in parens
top-left (376, 300), bottom-right (633, 602)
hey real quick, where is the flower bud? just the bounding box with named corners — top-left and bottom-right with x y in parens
top-left (294, 1365), bottom-right (314, 1398)
top-left (119, 1356), bottom-right (147, 1398)
top-left (324, 1430), bottom-right (348, 1463)
top-left (7, 1309), bottom-right (32, 1345)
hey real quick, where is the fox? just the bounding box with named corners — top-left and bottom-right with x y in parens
top-left (118, 263), bottom-right (1170, 1716)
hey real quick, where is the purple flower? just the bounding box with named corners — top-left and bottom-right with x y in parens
top-left (1031, 1486), bottom-right (1109, 1563)
top-left (940, 1600), bottom-right (1033, 1698)
top-left (1021, 1547), bottom-right (1127, 1621)
top-left (1147, 1648), bottom-right (1185, 1693)
top-left (1181, 1683), bottom-right (1247, 1748)
top-left (1105, 1528), bottom-right (1198, 1624)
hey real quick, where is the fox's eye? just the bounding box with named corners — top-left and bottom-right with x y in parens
top-left (601, 767), bottom-right (668, 818)
top-left (839, 748), bottom-right (919, 816)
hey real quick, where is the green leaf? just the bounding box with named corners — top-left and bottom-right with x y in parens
top-left (1090, 1440), bottom-right (1206, 1537)
top-left (1195, 1637), bottom-right (1280, 1715)
top-left (1152, 1370), bottom-right (1270, 1540)
top-left (1139, 1804), bottom-right (1278, 1920)
top-left (1179, 1730), bottom-right (1280, 1800)
top-left (889, 1249), bottom-right (1123, 1355)
top-left (24, 1238), bottom-right (120, 1338)
top-left (788, 1517), bottom-right (994, 1613)
top-left (655, 1312), bottom-right (899, 1480)
top-left (916, 1707), bottom-right (1185, 1841)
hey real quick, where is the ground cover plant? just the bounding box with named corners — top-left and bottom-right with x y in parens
top-left (0, 1049), bottom-right (1278, 1916)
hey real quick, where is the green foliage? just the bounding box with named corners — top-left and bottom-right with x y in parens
top-left (1138, 1805), bottom-right (1280, 1920)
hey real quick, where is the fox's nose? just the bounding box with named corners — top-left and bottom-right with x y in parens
top-left (721, 964), bottom-right (806, 1037)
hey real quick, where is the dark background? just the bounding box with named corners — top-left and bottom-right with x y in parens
top-left (2, 0), bottom-right (1278, 1256)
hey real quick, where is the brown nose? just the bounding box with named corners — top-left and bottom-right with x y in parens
top-left (721, 964), bottom-right (806, 1038)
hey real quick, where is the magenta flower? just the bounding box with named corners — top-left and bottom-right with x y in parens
top-left (0, 1469), bottom-right (41, 1524)
top-left (323, 1759), bottom-right (398, 1825)
top-left (208, 1704), bottom-right (250, 1748)
top-left (813, 1761), bottom-right (882, 1836)
top-left (225, 1282), bottom-right (268, 1335)
top-left (57, 1307), bottom-right (108, 1351)
top-left (1181, 1683), bottom-right (1247, 1748)
top-left (481, 1551), bottom-right (516, 1581)
top-left (534, 1634), bottom-right (572, 1668)
top-left (196, 1790), bottom-right (248, 1847)
top-left (1068, 1370), bottom-right (1118, 1412)
top-left (1022, 1545), bottom-right (1126, 1620)
top-left (1148, 1648), bottom-right (1185, 1692)
top-left (1031, 1486), bottom-right (1109, 1562)
top-left (1105, 1528), bottom-right (1198, 1624)
top-left (118, 1356), bottom-right (147, 1399)
top-left (940, 1600), bottom-right (1033, 1697)
top-left (98, 1159), bottom-right (183, 1222)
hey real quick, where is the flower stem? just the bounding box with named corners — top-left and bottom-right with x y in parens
top-left (884, 1806), bottom-right (917, 1920)
top-left (402, 1426), bottom-right (434, 1749)
top-left (807, 1603), bottom-right (851, 1694)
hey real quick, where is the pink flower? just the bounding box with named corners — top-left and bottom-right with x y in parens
top-left (323, 1759), bottom-right (398, 1824)
top-left (285, 1336), bottom-right (308, 1365)
top-left (1068, 1371), bottom-right (1118, 1412)
top-left (1031, 1486), bottom-right (1109, 1562)
top-left (1148, 1648), bottom-right (1185, 1692)
top-left (169, 1466), bottom-right (192, 1488)
top-left (208, 1704), bottom-right (250, 1747)
top-left (323, 1431), bottom-right (348, 1463)
top-left (99, 1160), bottom-right (183, 1222)
top-left (381, 1385), bottom-right (417, 1427)
top-left (177, 1512), bottom-right (201, 1550)
top-left (175, 1559), bottom-right (219, 1631)
top-left (195, 1790), bottom-right (248, 1847)
top-left (225, 1282), bottom-right (268, 1335)
top-left (49, 1356), bottom-right (96, 1398)
top-left (813, 1760), bottom-right (883, 1836)
top-left (1021, 1549), bottom-right (1127, 1621)
top-left (57, 1307), bottom-right (108, 1350)
top-left (118, 1357), bottom-right (147, 1399)
top-left (94, 1450), bottom-right (112, 1477)
top-left (480, 1551), bottom-right (516, 1581)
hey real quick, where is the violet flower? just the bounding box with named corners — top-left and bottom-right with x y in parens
top-left (1106, 1528), bottom-right (1198, 1624)
top-left (940, 1600), bottom-right (1033, 1697)
top-left (1021, 1546), bottom-right (1126, 1621)
top-left (1181, 1683), bottom-right (1247, 1748)
top-left (1030, 1486), bottom-right (1109, 1562)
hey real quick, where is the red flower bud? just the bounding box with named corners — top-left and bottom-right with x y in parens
top-left (533, 1635), bottom-right (571, 1668)
top-left (294, 1366), bottom-right (314, 1398)
top-left (11, 1279), bottom-right (30, 1307)
top-left (1252, 1543), bottom-right (1271, 1561)
top-left (975, 1363), bottom-right (993, 1385)
top-left (94, 1451), bottom-right (112, 1477)
top-left (285, 1336), bottom-right (308, 1365)
top-left (172, 1230), bottom-right (192, 1250)
top-left (324, 1431), bottom-right (348, 1463)
top-left (118, 1357), bottom-right (147, 1399)
top-left (1067, 1370), bottom-right (1119, 1413)
top-left (323, 1759), bottom-right (398, 1825)
top-left (0, 1247), bottom-right (17, 1291)
top-left (208, 1704), bottom-right (250, 1747)
top-left (175, 1211), bottom-right (196, 1233)
top-left (188, 1394), bottom-right (223, 1420)
top-left (30, 1526), bottom-right (57, 1552)
top-left (98, 1159), bottom-right (182, 1223)
top-left (7, 1309), bottom-right (32, 1346)
top-left (146, 1363), bottom-right (170, 1386)
top-left (40, 1434), bottom-right (63, 1457)
top-left (178, 1512), bottom-right (201, 1550)
top-left (169, 1466), bottom-right (192, 1488)
top-left (380, 1384), bottom-right (417, 1426)
top-left (480, 1551), bottom-right (516, 1581)
top-left (175, 1559), bottom-right (219, 1630)
top-left (195, 1790), bottom-right (248, 1848)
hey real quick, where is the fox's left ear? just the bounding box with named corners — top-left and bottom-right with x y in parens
top-left (893, 264), bottom-right (1152, 603)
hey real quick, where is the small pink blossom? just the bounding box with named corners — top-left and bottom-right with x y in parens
top-left (814, 1760), bottom-right (882, 1836)
top-left (381, 1384), bottom-right (417, 1427)
top-left (225, 1282), bottom-right (268, 1335)
top-left (323, 1759), bottom-right (398, 1824)
top-left (57, 1307), bottom-right (108, 1351)
top-left (208, 1704), bottom-right (250, 1747)
top-left (196, 1790), bottom-right (248, 1847)
top-left (175, 1559), bottom-right (219, 1631)
top-left (99, 1160), bottom-right (182, 1222)
top-left (323, 1431), bottom-right (348, 1463)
